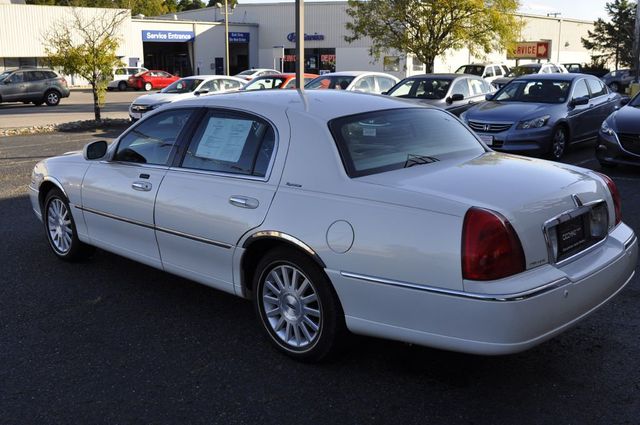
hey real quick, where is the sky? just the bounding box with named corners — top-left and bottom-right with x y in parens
top-left (237, 0), bottom-right (613, 22)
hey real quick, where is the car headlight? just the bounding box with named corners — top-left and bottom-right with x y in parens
top-left (600, 120), bottom-right (615, 136)
top-left (516, 115), bottom-right (550, 129)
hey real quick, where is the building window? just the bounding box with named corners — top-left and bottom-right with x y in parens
top-left (412, 57), bottom-right (424, 71)
top-left (283, 48), bottom-right (336, 74)
top-left (384, 56), bottom-right (400, 72)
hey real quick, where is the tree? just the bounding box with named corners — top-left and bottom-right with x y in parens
top-left (581, 0), bottom-right (636, 70)
top-left (44, 8), bottom-right (128, 121)
top-left (177, 0), bottom-right (205, 11)
top-left (344, 0), bottom-right (521, 73)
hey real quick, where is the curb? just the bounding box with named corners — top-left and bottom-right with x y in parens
top-left (0, 119), bottom-right (131, 137)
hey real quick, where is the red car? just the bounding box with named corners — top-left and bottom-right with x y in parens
top-left (128, 70), bottom-right (180, 91)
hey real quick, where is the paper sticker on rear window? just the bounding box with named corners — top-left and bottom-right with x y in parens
top-left (195, 117), bottom-right (252, 162)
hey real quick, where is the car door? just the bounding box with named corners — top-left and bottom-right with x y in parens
top-left (447, 78), bottom-right (472, 116)
top-left (25, 71), bottom-right (47, 100)
top-left (153, 108), bottom-right (282, 293)
top-left (80, 108), bottom-right (195, 268)
top-left (2, 71), bottom-right (27, 101)
top-left (567, 78), bottom-right (591, 141)
top-left (586, 77), bottom-right (616, 136)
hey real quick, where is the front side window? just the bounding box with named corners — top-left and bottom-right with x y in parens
top-left (114, 109), bottom-right (193, 165)
top-left (484, 67), bottom-right (495, 77)
top-left (182, 110), bottom-right (276, 177)
top-left (494, 66), bottom-right (503, 76)
top-left (572, 79), bottom-right (590, 100)
top-left (353, 76), bottom-right (376, 92)
top-left (7, 72), bottom-right (23, 83)
top-left (329, 108), bottom-right (484, 177)
top-left (469, 78), bottom-right (488, 96)
top-left (587, 78), bottom-right (607, 97)
top-left (451, 79), bottom-right (470, 98)
top-left (222, 79), bottom-right (243, 90)
top-left (115, 68), bottom-right (126, 75)
top-left (387, 80), bottom-right (415, 97)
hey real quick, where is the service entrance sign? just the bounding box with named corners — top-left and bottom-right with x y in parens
top-left (508, 41), bottom-right (551, 60)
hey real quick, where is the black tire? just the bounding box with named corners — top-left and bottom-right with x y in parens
top-left (44, 90), bottom-right (61, 106)
top-left (609, 82), bottom-right (620, 93)
top-left (144, 82), bottom-right (152, 91)
top-left (547, 126), bottom-right (568, 161)
top-left (254, 247), bottom-right (347, 362)
top-left (118, 81), bottom-right (128, 91)
top-left (43, 188), bottom-right (95, 261)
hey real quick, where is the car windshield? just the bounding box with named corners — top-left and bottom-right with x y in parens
top-left (629, 93), bottom-right (640, 107)
top-left (329, 108), bottom-right (484, 177)
top-left (305, 76), bottom-right (355, 90)
top-left (507, 66), bottom-right (540, 77)
top-left (494, 79), bottom-right (570, 103)
top-left (605, 69), bottom-right (630, 78)
top-left (387, 78), bottom-right (452, 99)
top-left (236, 70), bottom-right (256, 76)
top-left (244, 77), bottom-right (287, 90)
top-left (455, 65), bottom-right (484, 76)
top-left (161, 79), bottom-right (204, 94)
top-left (0, 71), bottom-right (11, 81)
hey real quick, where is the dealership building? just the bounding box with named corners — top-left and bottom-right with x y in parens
top-left (0, 0), bottom-right (597, 82)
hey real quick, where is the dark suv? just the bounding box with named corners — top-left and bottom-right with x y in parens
top-left (0, 68), bottom-right (70, 106)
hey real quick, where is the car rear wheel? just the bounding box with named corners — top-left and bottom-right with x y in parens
top-left (144, 82), bottom-right (152, 91)
top-left (609, 82), bottom-right (620, 93)
top-left (44, 90), bottom-right (61, 106)
top-left (118, 81), bottom-right (127, 91)
top-left (548, 126), bottom-right (568, 160)
top-left (254, 247), bottom-right (346, 362)
top-left (43, 188), bottom-right (95, 261)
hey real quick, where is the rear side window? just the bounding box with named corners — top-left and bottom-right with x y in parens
top-left (329, 108), bottom-right (484, 177)
top-left (45, 71), bottom-right (58, 79)
top-left (376, 76), bottom-right (396, 92)
top-left (181, 110), bottom-right (276, 177)
top-left (114, 109), bottom-right (193, 165)
top-left (484, 67), bottom-right (495, 77)
top-left (26, 71), bottom-right (46, 81)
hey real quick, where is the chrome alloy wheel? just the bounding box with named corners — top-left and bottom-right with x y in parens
top-left (47, 92), bottom-right (59, 105)
top-left (551, 128), bottom-right (566, 159)
top-left (261, 264), bottom-right (322, 349)
top-left (47, 198), bottom-right (73, 254)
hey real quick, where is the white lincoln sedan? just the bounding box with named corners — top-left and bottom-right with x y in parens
top-left (29, 90), bottom-right (637, 361)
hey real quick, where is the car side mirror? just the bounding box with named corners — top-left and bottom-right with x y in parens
top-left (381, 90), bottom-right (389, 95)
top-left (447, 93), bottom-right (464, 104)
top-left (485, 93), bottom-right (494, 101)
top-left (570, 96), bottom-right (589, 107)
top-left (195, 89), bottom-right (210, 96)
top-left (620, 96), bottom-right (631, 106)
top-left (83, 140), bottom-right (108, 160)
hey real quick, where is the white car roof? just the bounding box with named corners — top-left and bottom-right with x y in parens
top-left (317, 71), bottom-right (398, 78)
top-left (176, 89), bottom-right (421, 122)
top-left (182, 75), bottom-right (246, 82)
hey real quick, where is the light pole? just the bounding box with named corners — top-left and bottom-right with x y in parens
top-left (216, 0), bottom-right (235, 76)
top-left (296, 0), bottom-right (304, 89)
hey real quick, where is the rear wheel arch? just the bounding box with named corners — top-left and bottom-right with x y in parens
top-left (240, 233), bottom-right (327, 299)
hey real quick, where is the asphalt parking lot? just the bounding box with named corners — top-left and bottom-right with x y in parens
top-left (0, 89), bottom-right (141, 128)
top-left (1, 130), bottom-right (639, 424)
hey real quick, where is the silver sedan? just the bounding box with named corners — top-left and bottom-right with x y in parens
top-left (29, 90), bottom-right (637, 361)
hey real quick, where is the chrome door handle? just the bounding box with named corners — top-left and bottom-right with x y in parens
top-left (229, 195), bottom-right (259, 209)
top-left (131, 181), bottom-right (152, 191)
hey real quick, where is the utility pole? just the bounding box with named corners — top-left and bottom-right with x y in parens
top-left (295, 0), bottom-right (304, 90)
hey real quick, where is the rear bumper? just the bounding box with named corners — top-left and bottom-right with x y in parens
top-left (329, 223), bottom-right (637, 355)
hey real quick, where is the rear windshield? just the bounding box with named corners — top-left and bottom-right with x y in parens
top-left (306, 76), bottom-right (355, 90)
top-left (455, 65), bottom-right (484, 76)
top-left (329, 108), bottom-right (484, 177)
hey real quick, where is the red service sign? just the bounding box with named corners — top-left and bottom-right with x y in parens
top-left (508, 41), bottom-right (551, 59)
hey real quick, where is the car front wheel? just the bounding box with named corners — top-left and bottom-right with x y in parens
top-left (548, 126), bottom-right (568, 160)
top-left (44, 90), bottom-right (61, 106)
top-left (144, 82), bottom-right (152, 91)
top-left (43, 189), bottom-right (95, 261)
top-left (118, 81), bottom-right (128, 91)
top-left (254, 247), bottom-right (346, 362)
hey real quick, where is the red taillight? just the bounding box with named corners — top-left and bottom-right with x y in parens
top-left (596, 172), bottom-right (622, 225)
top-left (462, 208), bottom-right (525, 281)
top-left (58, 77), bottom-right (67, 87)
